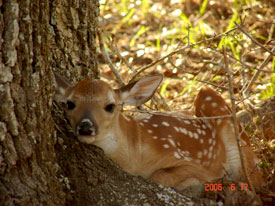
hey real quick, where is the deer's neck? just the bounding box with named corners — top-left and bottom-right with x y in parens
top-left (100, 114), bottom-right (153, 175)
top-left (93, 114), bottom-right (140, 160)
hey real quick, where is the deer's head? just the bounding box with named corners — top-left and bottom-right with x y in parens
top-left (54, 73), bottom-right (163, 144)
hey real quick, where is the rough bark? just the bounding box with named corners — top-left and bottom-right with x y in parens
top-left (1, 0), bottom-right (95, 205)
top-left (0, 0), bottom-right (65, 205)
top-left (0, 0), bottom-right (197, 205)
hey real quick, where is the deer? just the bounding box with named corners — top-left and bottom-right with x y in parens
top-left (54, 73), bottom-right (263, 190)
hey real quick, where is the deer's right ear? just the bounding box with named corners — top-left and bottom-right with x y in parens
top-left (117, 75), bottom-right (163, 106)
top-left (53, 72), bottom-right (74, 102)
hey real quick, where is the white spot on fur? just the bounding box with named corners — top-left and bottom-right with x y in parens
top-left (200, 139), bottom-right (204, 144)
top-left (180, 150), bottom-right (189, 158)
top-left (184, 120), bottom-right (190, 125)
top-left (209, 146), bottom-right (213, 152)
top-left (217, 119), bottom-right (222, 125)
top-left (197, 151), bottom-right (203, 159)
top-left (197, 128), bottom-right (202, 134)
top-left (168, 139), bottom-right (176, 147)
top-left (180, 127), bottom-right (187, 134)
top-left (205, 96), bottom-right (212, 101)
top-left (202, 130), bottom-right (206, 135)
top-left (163, 144), bottom-right (169, 148)
top-left (193, 133), bottom-right (199, 139)
top-left (160, 138), bottom-right (167, 141)
top-left (203, 149), bottom-right (208, 156)
top-left (162, 121), bottom-right (170, 127)
top-left (202, 124), bottom-right (206, 129)
top-left (211, 102), bottom-right (217, 107)
top-left (193, 123), bottom-right (199, 128)
top-left (174, 152), bottom-right (181, 159)
top-left (153, 136), bottom-right (158, 139)
top-left (174, 126), bottom-right (179, 132)
top-left (139, 122), bottom-right (144, 126)
top-left (184, 156), bottom-right (192, 161)
top-left (143, 119), bottom-right (149, 123)
top-left (208, 138), bottom-right (212, 144)
top-left (188, 131), bottom-right (193, 138)
top-left (147, 129), bottom-right (153, 134)
top-left (212, 140), bottom-right (216, 145)
top-left (208, 152), bottom-right (212, 159)
top-left (152, 124), bottom-right (158, 127)
top-left (146, 115), bottom-right (152, 119)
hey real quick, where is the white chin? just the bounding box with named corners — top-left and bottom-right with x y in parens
top-left (78, 135), bottom-right (96, 144)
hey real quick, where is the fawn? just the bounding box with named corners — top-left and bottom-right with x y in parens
top-left (54, 73), bottom-right (262, 190)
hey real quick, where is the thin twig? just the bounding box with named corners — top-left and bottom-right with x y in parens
top-left (268, 23), bottom-right (275, 42)
top-left (106, 34), bottom-right (134, 72)
top-left (208, 47), bottom-right (275, 73)
top-left (223, 47), bottom-right (256, 195)
top-left (97, 30), bottom-right (125, 86)
top-left (196, 79), bottom-right (228, 90)
top-left (242, 47), bottom-right (275, 96)
top-left (234, 22), bottom-right (275, 56)
top-left (187, 24), bottom-right (190, 45)
top-left (255, 19), bottom-right (275, 25)
top-left (129, 27), bottom-right (239, 82)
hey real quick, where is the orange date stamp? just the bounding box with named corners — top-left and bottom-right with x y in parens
top-left (205, 183), bottom-right (248, 191)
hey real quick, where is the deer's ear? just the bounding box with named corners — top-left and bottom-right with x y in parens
top-left (53, 72), bottom-right (74, 102)
top-left (117, 75), bottom-right (163, 106)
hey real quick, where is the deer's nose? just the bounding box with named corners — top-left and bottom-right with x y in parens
top-left (77, 119), bottom-right (98, 136)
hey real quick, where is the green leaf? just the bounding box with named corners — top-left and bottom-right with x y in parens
top-left (160, 80), bottom-right (169, 96)
top-left (200, 0), bottom-right (208, 15)
top-left (211, 75), bottom-right (222, 82)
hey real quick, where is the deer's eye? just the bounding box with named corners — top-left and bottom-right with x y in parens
top-left (105, 103), bottom-right (115, 113)
top-left (67, 101), bottom-right (75, 110)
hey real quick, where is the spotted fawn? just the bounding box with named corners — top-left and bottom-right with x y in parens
top-left (54, 73), bottom-right (263, 190)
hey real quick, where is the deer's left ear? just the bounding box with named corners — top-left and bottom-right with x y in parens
top-left (53, 72), bottom-right (74, 103)
top-left (116, 75), bottom-right (163, 106)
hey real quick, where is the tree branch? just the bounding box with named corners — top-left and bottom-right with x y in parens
top-left (222, 47), bottom-right (256, 195)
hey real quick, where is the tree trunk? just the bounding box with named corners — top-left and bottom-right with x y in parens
top-left (0, 0), bottom-right (196, 205)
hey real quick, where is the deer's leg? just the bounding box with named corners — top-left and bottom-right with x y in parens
top-left (150, 163), bottom-right (221, 190)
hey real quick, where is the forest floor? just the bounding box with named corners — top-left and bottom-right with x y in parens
top-left (98, 0), bottom-right (274, 205)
